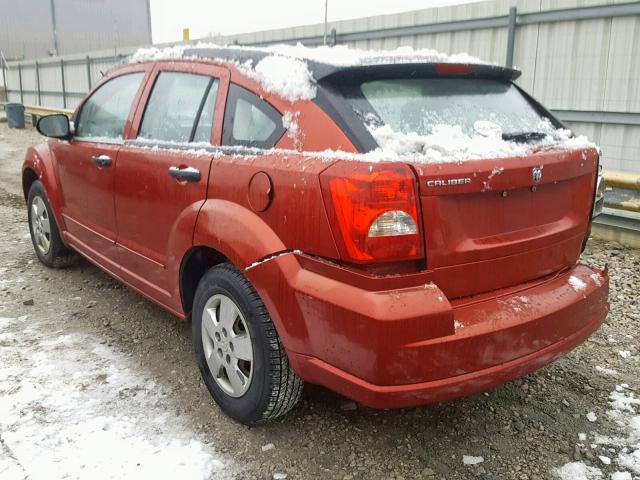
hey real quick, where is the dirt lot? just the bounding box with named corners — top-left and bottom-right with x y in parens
top-left (0, 123), bottom-right (638, 480)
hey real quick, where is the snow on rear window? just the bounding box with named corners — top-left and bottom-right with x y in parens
top-left (360, 78), bottom-right (543, 137)
top-left (351, 77), bottom-right (596, 163)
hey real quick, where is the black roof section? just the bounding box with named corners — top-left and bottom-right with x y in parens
top-left (182, 46), bottom-right (522, 83)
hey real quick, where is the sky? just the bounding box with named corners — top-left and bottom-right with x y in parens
top-left (149, 0), bottom-right (483, 44)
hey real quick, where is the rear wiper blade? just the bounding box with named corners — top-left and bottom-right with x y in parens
top-left (502, 131), bottom-right (548, 143)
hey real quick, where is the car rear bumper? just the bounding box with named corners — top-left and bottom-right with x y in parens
top-left (246, 255), bottom-right (609, 409)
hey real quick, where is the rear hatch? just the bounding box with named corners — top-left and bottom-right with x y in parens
top-left (319, 64), bottom-right (598, 298)
top-left (416, 147), bottom-right (597, 298)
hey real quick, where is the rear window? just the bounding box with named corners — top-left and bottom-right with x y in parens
top-left (356, 78), bottom-right (548, 138)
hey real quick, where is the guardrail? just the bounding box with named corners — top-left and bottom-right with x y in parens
top-left (0, 102), bottom-right (74, 126)
top-left (603, 170), bottom-right (640, 214)
top-left (24, 105), bottom-right (74, 126)
top-left (24, 104), bottom-right (74, 118)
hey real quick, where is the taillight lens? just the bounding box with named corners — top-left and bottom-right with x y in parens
top-left (320, 162), bottom-right (423, 263)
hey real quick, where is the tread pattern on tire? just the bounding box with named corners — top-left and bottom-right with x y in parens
top-left (216, 263), bottom-right (304, 422)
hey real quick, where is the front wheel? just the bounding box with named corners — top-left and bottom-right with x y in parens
top-left (192, 263), bottom-right (304, 425)
top-left (27, 180), bottom-right (76, 268)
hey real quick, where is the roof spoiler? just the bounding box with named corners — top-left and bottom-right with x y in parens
top-left (183, 47), bottom-right (521, 83)
top-left (312, 62), bottom-right (521, 83)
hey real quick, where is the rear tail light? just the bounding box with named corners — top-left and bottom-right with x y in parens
top-left (320, 162), bottom-right (423, 264)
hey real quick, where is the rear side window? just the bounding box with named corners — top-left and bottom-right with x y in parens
top-left (222, 85), bottom-right (285, 149)
top-left (76, 72), bottom-right (144, 140)
top-left (139, 72), bottom-right (219, 143)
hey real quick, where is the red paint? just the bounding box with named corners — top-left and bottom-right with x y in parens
top-left (247, 172), bottom-right (273, 212)
top-left (435, 63), bottom-right (475, 75)
top-left (23, 57), bottom-right (609, 408)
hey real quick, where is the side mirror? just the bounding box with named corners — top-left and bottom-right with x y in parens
top-left (36, 114), bottom-right (71, 139)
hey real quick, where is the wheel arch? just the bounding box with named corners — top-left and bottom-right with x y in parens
top-left (179, 245), bottom-right (229, 315)
top-left (22, 143), bottom-right (67, 233)
top-left (178, 199), bottom-right (287, 316)
top-left (22, 167), bottom-right (39, 202)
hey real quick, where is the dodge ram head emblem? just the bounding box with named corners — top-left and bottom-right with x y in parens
top-left (532, 167), bottom-right (543, 183)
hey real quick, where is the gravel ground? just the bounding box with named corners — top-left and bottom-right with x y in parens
top-left (0, 123), bottom-right (638, 480)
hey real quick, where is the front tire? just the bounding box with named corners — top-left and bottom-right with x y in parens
top-left (27, 180), bottom-right (76, 268)
top-left (192, 263), bottom-right (304, 425)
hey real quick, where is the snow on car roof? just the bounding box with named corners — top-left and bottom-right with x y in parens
top-left (128, 43), bottom-right (518, 102)
top-left (130, 42), bottom-right (492, 69)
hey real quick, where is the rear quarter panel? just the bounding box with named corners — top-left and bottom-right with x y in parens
top-left (195, 152), bottom-right (340, 268)
top-left (194, 65), bottom-right (361, 269)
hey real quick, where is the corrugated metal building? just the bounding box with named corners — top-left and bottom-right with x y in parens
top-left (0, 0), bottom-right (151, 61)
top-left (205, 0), bottom-right (640, 175)
top-left (3, 0), bottom-right (639, 176)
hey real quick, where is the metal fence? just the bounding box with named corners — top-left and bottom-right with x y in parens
top-left (2, 51), bottom-right (131, 111)
top-left (3, 0), bottom-right (640, 176)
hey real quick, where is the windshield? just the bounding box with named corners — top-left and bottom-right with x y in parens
top-left (359, 78), bottom-right (548, 137)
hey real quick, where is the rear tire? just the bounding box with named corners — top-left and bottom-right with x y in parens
top-left (192, 263), bottom-right (304, 425)
top-left (27, 180), bottom-right (76, 268)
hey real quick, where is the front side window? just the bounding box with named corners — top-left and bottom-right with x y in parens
top-left (138, 72), bottom-right (219, 143)
top-left (222, 85), bottom-right (285, 149)
top-left (76, 72), bottom-right (144, 140)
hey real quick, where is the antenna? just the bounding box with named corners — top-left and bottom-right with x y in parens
top-left (323, 0), bottom-right (328, 45)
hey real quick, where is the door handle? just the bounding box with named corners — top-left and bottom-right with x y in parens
top-left (168, 166), bottom-right (200, 182)
top-left (91, 154), bottom-right (112, 167)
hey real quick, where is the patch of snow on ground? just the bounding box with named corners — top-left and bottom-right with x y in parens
top-left (598, 456), bottom-right (611, 465)
top-left (587, 412), bottom-right (598, 423)
top-left (569, 275), bottom-right (588, 292)
top-left (462, 455), bottom-right (484, 465)
top-left (0, 316), bottom-right (233, 479)
top-left (581, 385), bottom-right (640, 478)
top-left (596, 366), bottom-right (619, 377)
top-left (552, 462), bottom-right (603, 480)
top-left (618, 350), bottom-right (632, 359)
top-left (611, 472), bottom-right (632, 480)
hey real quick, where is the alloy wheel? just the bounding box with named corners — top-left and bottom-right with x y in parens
top-left (30, 196), bottom-right (51, 255)
top-left (201, 294), bottom-right (254, 397)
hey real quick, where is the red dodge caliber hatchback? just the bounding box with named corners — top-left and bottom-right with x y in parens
top-left (24, 46), bottom-right (609, 424)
